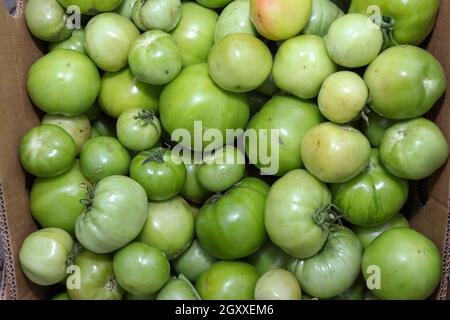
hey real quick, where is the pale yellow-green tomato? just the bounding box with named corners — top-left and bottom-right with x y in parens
top-left (254, 269), bottom-right (301, 300)
top-left (318, 71), bottom-right (368, 124)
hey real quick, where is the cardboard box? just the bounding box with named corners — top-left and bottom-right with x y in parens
top-left (0, 0), bottom-right (449, 300)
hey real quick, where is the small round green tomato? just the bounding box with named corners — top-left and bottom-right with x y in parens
top-left (98, 68), bottom-right (161, 118)
top-left (208, 34), bottom-right (272, 93)
top-left (362, 111), bottom-right (396, 147)
top-left (25, 0), bottom-right (72, 42)
top-left (352, 213), bottom-right (410, 250)
top-left (20, 124), bottom-right (76, 177)
top-left (139, 0), bottom-right (182, 32)
top-left (173, 239), bottom-right (218, 282)
top-left (27, 50), bottom-right (101, 115)
top-left (301, 122), bottom-right (371, 183)
top-left (57, 0), bottom-right (124, 15)
top-left (255, 269), bottom-right (301, 300)
top-left (246, 242), bottom-right (290, 275)
top-left (318, 71), bottom-right (368, 124)
top-left (214, 0), bottom-right (257, 43)
top-left (325, 13), bottom-right (383, 68)
top-left (49, 28), bottom-right (85, 54)
top-left (362, 228), bottom-right (442, 300)
top-left (129, 31), bottom-right (183, 85)
top-left (85, 12), bottom-right (140, 72)
top-left (197, 146), bottom-right (246, 192)
top-left (42, 114), bottom-right (91, 154)
top-left (180, 162), bottom-right (211, 204)
top-left (19, 228), bottom-right (73, 286)
top-left (139, 196), bottom-right (195, 260)
top-left (30, 161), bottom-right (91, 235)
top-left (113, 242), bottom-right (171, 295)
top-left (157, 277), bottom-right (200, 300)
top-left (197, 0), bottom-right (233, 8)
top-left (130, 148), bottom-right (187, 201)
top-left (273, 35), bottom-right (337, 99)
top-left (116, 108), bottom-right (161, 152)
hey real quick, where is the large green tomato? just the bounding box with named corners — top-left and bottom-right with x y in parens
top-left (288, 226), bottom-right (362, 298)
top-left (57, 0), bottom-right (124, 14)
top-left (265, 169), bottom-right (332, 258)
top-left (157, 276), bottom-right (200, 300)
top-left (159, 63), bottom-right (250, 151)
top-left (30, 161), bottom-right (91, 235)
top-left (379, 118), bottom-right (449, 180)
top-left (214, 0), bottom-right (257, 43)
top-left (113, 242), bottom-right (170, 295)
top-left (129, 30), bottom-right (182, 85)
top-left (75, 176), bottom-right (148, 253)
top-left (42, 114), bottom-right (91, 154)
top-left (273, 35), bottom-right (337, 99)
top-left (79, 137), bottom-right (131, 183)
top-left (331, 149), bottom-right (409, 227)
top-left (349, 0), bottom-right (440, 46)
top-left (362, 228), bottom-right (442, 300)
top-left (115, 0), bottom-right (138, 19)
top-left (301, 122), bottom-right (371, 183)
top-left (249, 0), bottom-right (312, 40)
top-left (27, 50), bottom-right (100, 115)
top-left (352, 213), bottom-right (410, 249)
top-left (364, 46), bottom-right (446, 120)
top-left (130, 148), bottom-right (187, 201)
top-left (139, 196), bottom-right (194, 260)
top-left (19, 228), bottom-right (73, 286)
top-left (254, 269), bottom-right (301, 300)
top-left (98, 68), bottom-right (161, 118)
top-left (116, 108), bottom-right (161, 152)
top-left (135, 0), bottom-right (182, 32)
top-left (180, 162), bottom-right (211, 204)
top-left (196, 177), bottom-right (269, 260)
top-left (67, 250), bottom-right (124, 300)
top-left (302, 0), bottom-right (344, 37)
top-left (197, 0), bottom-right (233, 8)
top-left (20, 124), bottom-right (76, 178)
top-left (85, 13), bottom-right (140, 72)
top-left (25, 0), bottom-right (72, 42)
top-left (49, 28), bottom-right (86, 54)
top-left (362, 111), bottom-right (396, 147)
top-left (246, 95), bottom-right (324, 176)
top-left (171, 2), bottom-right (218, 66)
top-left (173, 239), bottom-right (218, 282)
top-left (208, 34), bottom-right (272, 93)
top-left (196, 261), bottom-right (259, 300)
top-left (246, 242), bottom-right (290, 275)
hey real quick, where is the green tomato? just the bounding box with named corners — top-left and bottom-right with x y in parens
top-left (139, 196), bottom-right (194, 260)
top-left (159, 63), bottom-right (250, 151)
top-left (246, 242), bottom-right (290, 275)
top-left (138, 0), bottom-right (182, 32)
top-left (157, 276), bottom-right (200, 300)
top-left (42, 114), bottom-right (91, 154)
top-left (379, 118), bottom-right (449, 180)
top-left (57, 0), bottom-right (124, 14)
top-left (255, 269), bottom-right (301, 300)
top-left (196, 177), bottom-right (269, 260)
top-left (362, 228), bottom-right (441, 300)
top-left (20, 124), bottom-right (76, 177)
top-left (352, 213), bottom-right (410, 249)
top-left (301, 122), bottom-right (371, 183)
top-left (180, 162), bottom-right (211, 204)
top-left (115, 0), bottom-right (138, 19)
top-left (249, 0), bottom-right (312, 41)
top-left (99, 68), bottom-right (161, 118)
top-left (25, 0), bottom-right (72, 42)
top-left (303, 0), bottom-right (344, 37)
top-left (197, 0), bottom-right (233, 8)
top-left (265, 169), bottom-right (332, 258)
top-left (197, 146), bottom-right (246, 192)
top-left (208, 34), bottom-right (273, 93)
top-left (67, 250), bottom-right (124, 300)
top-left (79, 137), bottom-right (130, 183)
top-left (85, 13), bottom-right (140, 72)
top-left (196, 261), bottom-right (259, 300)
top-left (30, 161), bottom-right (91, 235)
top-left (129, 30), bottom-right (183, 85)
top-left (331, 149), bottom-right (409, 227)
top-left (273, 35), bottom-right (337, 99)
top-left (349, 0), bottom-right (440, 46)
top-left (214, 0), bottom-right (257, 43)
top-left (52, 292), bottom-right (71, 300)
top-left (19, 228), bottom-right (73, 286)
top-left (49, 28), bottom-right (85, 54)
top-left (116, 108), bottom-right (161, 151)
top-left (75, 175), bottom-right (148, 253)
top-left (131, 0), bottom-right (148, 30)
top-left (364, 46), bottom-right (446, 120)
top-left (171, 2), bottom-right (218, 66)
top-left (288, 226), bottom-right (362, 299)
top-left (325, 13), bottom-right (383, 68)
top-left (130, 148), bottom-right (187, 201)
top-left (113, 242), bottom-right (170, 295)
top-left (27, 50), bottom-right (100, 115)
top-left (246, 95), bottom-right (324, 176)
top-left (362, 111), bottom-right (396, 147)
top-left (91, 114), bottom-right (117, 137)
top-left (318, 71), bottom-right (368, 124)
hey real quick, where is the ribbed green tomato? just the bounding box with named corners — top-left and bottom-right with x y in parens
top-left (214, 0), bottom-right (257, 43)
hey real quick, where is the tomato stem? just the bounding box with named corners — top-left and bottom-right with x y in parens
top-left (134, 109), bottom-right (160, 133)
top-left (143, 147), bottom-right (166, 164)
top-left (79, 182), bottom-right (95, 212)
